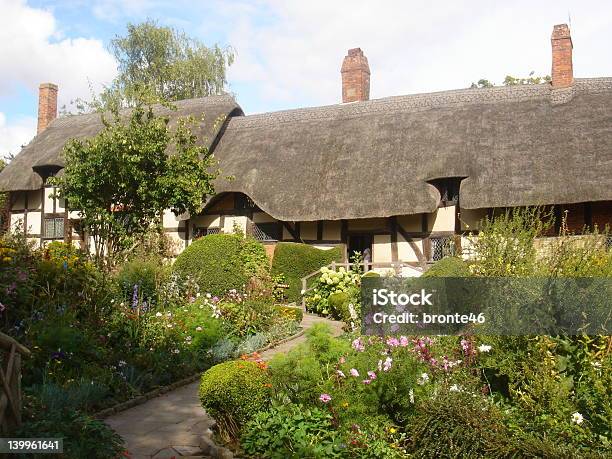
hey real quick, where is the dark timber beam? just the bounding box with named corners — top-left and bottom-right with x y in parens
top-left (281, 221), bottom-right (300, 242)
top-left (389, 217), bottom-right (398, 262)
top-left (397, 219), bottom-right (427, 270)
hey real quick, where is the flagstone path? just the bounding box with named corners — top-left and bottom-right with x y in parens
top-left (105, 313), bottom-right (344, 459)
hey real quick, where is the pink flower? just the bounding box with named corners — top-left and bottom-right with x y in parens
top-left (367, 371), bottom-right (377, 380)
top-left (352, 338), bottom-right (365, 352)
top-left (350, 368), bottom-right (360, 377)
top-left (386, 337), bottom-right (400, 347)
top-left (362, 379), bottom-right (372, 385)
top-left (383, 357), bottom-right (393, 372)
top-left (319, 393), bottom-right (332, 403)
top-left (339, 356), bottom-right (346, 364)
top-left (399, 336), bottom-right (409, 347)
top-left (337, 370), bottom-right (346, 378)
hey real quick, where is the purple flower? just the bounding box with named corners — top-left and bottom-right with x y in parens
top-left (367, 371), bottom-right (377, 380)
top-left (350, 368), bottom-right (360, 377)
top-left (16, 270), bottom-right (27, 282)
top-left (131, 284), bottom-right (139, 310)
top-left (386, 337), bottom-right (400, 347)
top-left (362, 379), bottom-right (372, 385)
top-left (319, 393), bottom-right (332, 403)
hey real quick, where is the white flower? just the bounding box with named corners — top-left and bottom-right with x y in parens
top-left (196, 326), bottom-right (203, 331)
top-left (449, 384), bottom-right (461, 392)
top-left (383, 357), bottom-right (393, 372)
top-left (571, 412), bottom-right (584, 425)
top-left (591, 361), bottom-right (601, 369)
top-left (478, 344), bottom-right (492, 353)
top-left (155, 312), bottom-right (163, 317)
top-left (166, 312), bottom-right (172, 317)
top-left (300, 289), bottom-right (306, 295)
top-left (118, 360), bottom-right (126, 367)
top-left (409, 388), bottom-right (414, 404)
top-left (186, 336), bottom-right (192, 341)
top-left (417, 372), bottom-right (429, 385)
top-left (167, 324), bottom-right (173, 328)
top-left (337, 370), bottom-right (346, 378)
top-left (206, 293), bottom-right (212, 299)
top-left (196, 292), bottom-right (201, 297)
top-left (173, 349), bottom-right (180, 354)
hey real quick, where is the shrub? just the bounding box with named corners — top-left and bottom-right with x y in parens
top-left (173, 234), bottom-right (268, 295)
top-left (241, 403), bottom-right (344, 458)
top-left (271, 243), bottom-right (343, 302)
top-left (115, 256), bottom-right (168, 305)
top-left (276, 305), bottom-right (303, 324)
top-left (406, 392), bottom-right (583, 458)
top-left (199, 360), bottom-right (271, 439)
top-left (422, 256), bottom-right (470, 277)
top-left (16, 409), bottom-right (124, 459)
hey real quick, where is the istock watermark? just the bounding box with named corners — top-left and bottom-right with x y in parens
top-left (361, 277), bottom-right (611, 336)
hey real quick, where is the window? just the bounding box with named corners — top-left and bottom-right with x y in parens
top-left (194, 227), bottom-right (221, 238)
top-left (429, 178), bottom-right (462, 207)
top-left (44, 217), bottom-right (65, 239)
top-left (430, 236), bottom-right (456, 261)
top-left (235, 194), bottom-right (256, 210)
top-left (252, 223), bottom-right (281, 241)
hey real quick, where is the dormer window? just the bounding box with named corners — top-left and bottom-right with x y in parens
top-left (429, 178), bottom-right (463, 207)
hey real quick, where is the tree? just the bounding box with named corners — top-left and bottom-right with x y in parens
top-left (470, 72), bottom-right (551, 89)
top-left (53, 103), bottom-right (217, 267)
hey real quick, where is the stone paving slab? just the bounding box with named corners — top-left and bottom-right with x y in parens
top-left (105, 313), bottom-right (344, 457)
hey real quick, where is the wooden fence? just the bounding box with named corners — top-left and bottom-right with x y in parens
top-left (0, 332), bottom-right (30, 433)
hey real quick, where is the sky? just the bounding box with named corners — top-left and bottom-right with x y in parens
top-left (1, 0), bottom-right (611, 158)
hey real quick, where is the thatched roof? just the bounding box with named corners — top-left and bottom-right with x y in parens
top-left (0, 95), bottom-right (242, 191)
top-left (2, 79), bottom-right (611, 222)
top-left (213, 78), bottom-right (612, 221)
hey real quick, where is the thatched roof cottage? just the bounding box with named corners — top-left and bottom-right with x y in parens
top-left (1, 24), bottom-right (610, 267)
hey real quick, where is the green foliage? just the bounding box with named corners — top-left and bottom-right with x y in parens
top-left (305, 266), bottom-right (361, 322)
top-left (173, 234), bottom-right (269, 295)
top-left (199, 360), bottom-right (271, 439)
top-left (407, 393), bottom-right (515, 458)
top-left (271, 243), bottom-right (343, 302)
top-left (107, 20), bottom-right (233, 107)
top-left (470, 72), bottom-right (551, 89)
top-left (115, 256), bottom-right (169, 305)
top-left (422, 256), bottom-right (470, 277)
top-left (467, 207), bottom-right (553, 276)
top-left (269, 324), bottom-right (350, 404)
top-left (16, 409), bottom-right (125, 459)
top-left (53, 102), bottom-right (217, 267)
top-left (241, 403), bottom-right (344, 458)
top-left (276, 305), bottom-right (303, 324)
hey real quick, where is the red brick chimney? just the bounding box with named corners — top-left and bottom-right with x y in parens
top-left (551, 24), bottom-right (573, 88)
top-left (37, 83), bottom-right (58, 134)
top-left (341, 48), bottom-right (370, 103)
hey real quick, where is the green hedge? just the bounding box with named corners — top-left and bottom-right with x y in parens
top-left (173, 234), bottom-right (268, 296)
top-left (199, 360), bottom-right (271, 439)
top-left (422, 256), bottom-right (471, 277)
top-left (271, 243), bottom-right (343, 302)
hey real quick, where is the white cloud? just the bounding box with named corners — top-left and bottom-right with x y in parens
top-left (0, 112), bottom-right (36, 158)
top-left (223, 0), bottom-right (612, 112)
top-left (0, 0), bottom-right (117, 110)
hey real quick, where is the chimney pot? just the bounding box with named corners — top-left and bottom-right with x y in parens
top-left (551, 24), bottom-right (573, 88)
top-left (341, 48), bottom-right (370, 103)
top-left (37, 82), bottom-right (58, 134)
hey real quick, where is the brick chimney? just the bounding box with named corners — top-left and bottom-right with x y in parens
top-left (37, 83), bottom-right (58, 134)
top-left (341, 48), bottom-right (370, 103)
top-left (551, 24), bottom-right (573, 88)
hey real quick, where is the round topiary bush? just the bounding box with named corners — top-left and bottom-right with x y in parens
top-left (173, 234), bottom-right (268, 296)
top-left (199, 360), bottom-right (271, 439)
top-left (422, 256), bottom-right (471, 277)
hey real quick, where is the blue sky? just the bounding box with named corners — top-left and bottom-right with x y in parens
top-left (1, 0), bottom-right (612, 158)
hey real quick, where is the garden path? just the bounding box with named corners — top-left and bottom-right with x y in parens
top-left (105, 313), bottom-right (344, 459)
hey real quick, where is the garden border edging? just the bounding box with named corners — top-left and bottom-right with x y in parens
top-left (94, 326), bottom-right (305, 420)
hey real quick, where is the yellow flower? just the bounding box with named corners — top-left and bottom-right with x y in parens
top-left (389, 427), bottom-right (397, 434)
